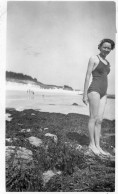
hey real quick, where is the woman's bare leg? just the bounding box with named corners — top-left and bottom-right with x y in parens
top-left (88, 92), bottom-right (101, 155)
top-left (95, 95), bottom-right (110, 155)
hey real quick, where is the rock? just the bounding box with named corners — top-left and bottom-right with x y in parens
top-left (6, 146), bottom-right (16, 161)
top-left (56, 171), bottom-right (61, 175)
top-left (16, 147), bottom-right (33, 160)
top-left (72, 103), bottom-right (78, 106)
top-left (6, 146), bottom-right (33, 169)
top-left (44, 128), bottom-right (48, 130)
top-left (45, 133), bottom-right (58, 143)
top-left (18, 123), bottom-right (23, 126)
top-left (43, 170), bottom-right (55, 184)
top-left (6, 138), bottom-right (17, 143)
top-left (6, 146), bottom-right (33, 161)
top-left (42, 170), bottom-right (61, 185)
top-left (76, 144), bottom-right (82, 151)
top-left (21, 128), bottom-right (31, 133)
top-left (6, 113), bottom-right (12, 121)
top-left (6, 138), bottom-right (13, 143)
top-left (27, 136), bottom-right (42, 147)
top-left (6, 146), bottom-right (33, 171)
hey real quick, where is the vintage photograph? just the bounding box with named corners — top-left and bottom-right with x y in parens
top-left (6, 1), bottom-right (116, 192)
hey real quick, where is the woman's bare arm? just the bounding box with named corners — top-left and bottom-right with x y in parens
top-left (83, 56), bottom-right (95, 105)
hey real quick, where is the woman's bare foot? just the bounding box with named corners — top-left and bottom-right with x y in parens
top-left (89, 145), bottom-right (101, 155)
top-left (96, 146), bottom-right (111, 156)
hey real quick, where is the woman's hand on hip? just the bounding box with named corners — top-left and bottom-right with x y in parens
top-left (82, 95), bottom-right (88, 105)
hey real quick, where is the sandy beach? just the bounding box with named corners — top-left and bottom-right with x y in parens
top-left (6, 81), bottom-right (115, 120)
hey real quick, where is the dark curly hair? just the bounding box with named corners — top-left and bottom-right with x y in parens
top-left (98, 38), bottom-right (115, 50)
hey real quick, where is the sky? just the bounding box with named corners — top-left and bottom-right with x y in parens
top-left (7, 1), bottom-right (116, 93)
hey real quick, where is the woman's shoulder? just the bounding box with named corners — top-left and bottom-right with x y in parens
top-left (89, 55), bottom-right (99, 63)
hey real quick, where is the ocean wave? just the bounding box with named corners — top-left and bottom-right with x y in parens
top-left (6, 81), bottom-right (83, 95)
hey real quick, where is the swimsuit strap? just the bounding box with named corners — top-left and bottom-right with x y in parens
top-left (97, 55), bottom-right (109, 65)
top-left (97, 55), bottom-right (100, 60)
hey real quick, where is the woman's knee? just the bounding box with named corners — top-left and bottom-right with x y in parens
top-left (95, 117), bottom-right (103, 125)
top-left (89, 115), bottom-right (98, 122)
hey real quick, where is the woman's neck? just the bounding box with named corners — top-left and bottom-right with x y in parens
top-left (99, 53), bottom-right (106, 59)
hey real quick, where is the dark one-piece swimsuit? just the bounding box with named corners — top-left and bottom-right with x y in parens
top-left (87, 55), bottom-right (110, 99)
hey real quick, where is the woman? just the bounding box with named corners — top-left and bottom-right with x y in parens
top-left (83, 38), bottom-right (115, 156)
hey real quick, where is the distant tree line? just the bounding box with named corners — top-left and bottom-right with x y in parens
top-left (6, 71), bottom-right (74, 91)
top-left (6, 71), bottom-right (38, 82)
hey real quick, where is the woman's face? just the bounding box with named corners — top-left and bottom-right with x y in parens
top-left (100, 42), bottom-right (112, 57)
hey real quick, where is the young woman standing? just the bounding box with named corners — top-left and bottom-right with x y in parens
top-left (83, 39), bottom-right (115, 156)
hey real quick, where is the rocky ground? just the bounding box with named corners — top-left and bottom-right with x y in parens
top-left (6, 108), bottom-right (115, 192)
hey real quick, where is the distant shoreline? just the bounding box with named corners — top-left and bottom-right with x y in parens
top-left (6, 81), bottom-right (83, 95)
top-left (6, 81), bottom-right (115, 99)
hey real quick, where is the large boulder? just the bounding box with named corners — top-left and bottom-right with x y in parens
top-left (6, 146), bottom-right (33, 169)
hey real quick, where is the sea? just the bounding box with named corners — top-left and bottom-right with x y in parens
top-left (6, 90), bottom-right (115, 120)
